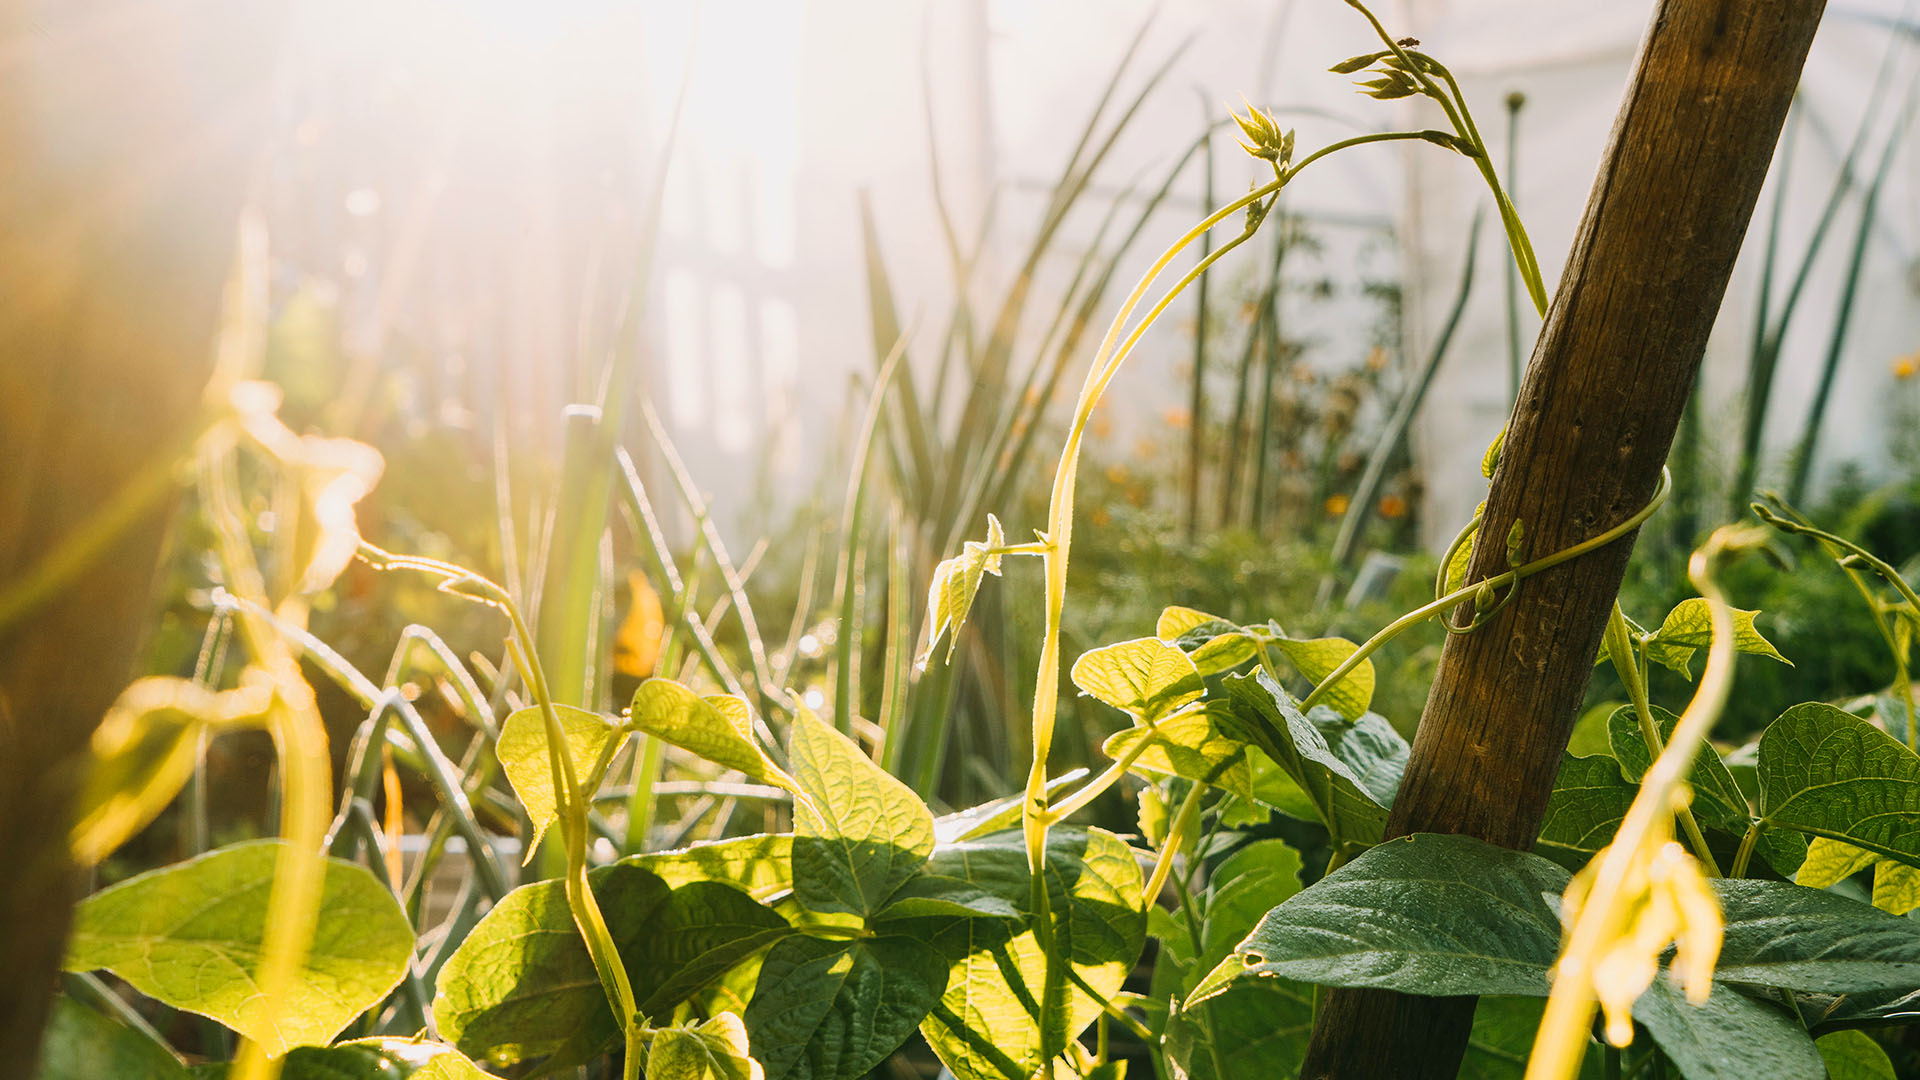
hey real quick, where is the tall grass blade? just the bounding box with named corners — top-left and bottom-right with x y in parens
top-left (832, 333), bottom-right (908, 734)
top-left (1186, 92), bottom-right (1216, 542)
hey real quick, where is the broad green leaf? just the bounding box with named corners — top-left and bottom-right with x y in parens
top-left (1156, 607), bottom-right (1258, 677)
top-left (1758, 703), bottom-right (1920, 869)
top-left (743, 935), bottom-right (947, 1080)
top-left (649, 1013), bottom-right (762, 1080)
top-left (1162, 980), bottom-right (1311, 1080)
top-left (496, 703), bottom-right (617, 855)
top-left (1567, 701), bottom-right (1620, 758)
top-left (1199, 840), bottom-right (1303, 968)
top-left (628, 681), bottom-right (799, 794)
top-left (1631, 980), bottom-right (1822, 1080)
top-left (433, 864), bottom-right (788, 1067)
top-left (630, 834), bottom-right (795, 901)
top-left (63, 841), bottom-right (411, 1058)
top-left (1536, 754), bottom-right (1635, 870)
top-left (1873, 860), bottom-right (1920, 914)
top-left (1271, 637), bottom-right (1375, 721)
top-left (1241, 749), bottom-right (1320, 823)
top-left (1607, 705), bottom-right (1750, 834)
top-left (1816, 1030), bottom-right (1897, 1079)
top-left (277, 1040), bottom-right (498, 1079)
top-left (33, 997), bottom-right (189, 1080)
top-left (1070, 638), bottom-right (1204, 722)
top-left (1756, 827), bottom-right (1809, 879)
top-left (1715, 878), bottom-right (1920, 991)
top-left (912, 827), bottom-right (1145, 1080)
top-left (71, 676), bottom-right (272, 867)
top-left (1443, 500), bottom-right (1486, 595)
top-left (1204, 834), bottom-right (1564, 1001)
top-left (1641, 599), bottom-right (1791, 678)
top-left (1798, 837), bottom-right (1880, 889)
top-left (788, 706), bottom-right (934, 918)
top-left (1100, 710), bottom-right (1250, 801)
top-left (873, 867), bottom-right (1022, 921)
top-left (926, 515), bottom-right (1005, 661)
top-left (1219, 671), bottom-right (1391, 845)
top-left (1300, 705), bottom-right (1407, 809)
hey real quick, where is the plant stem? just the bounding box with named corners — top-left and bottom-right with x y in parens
top-left (1143, 781), bottom-right (1207, 905)
top-left (1605, 607), bottom-right (1722, 876)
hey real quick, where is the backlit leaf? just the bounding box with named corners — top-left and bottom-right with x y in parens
top-left (63, 841), bottom-right (412, 1058)
top-left (649, 1013), bottom-right (762, 1080)
top-left (1758, 703), bottom-right (1920, 869)
top-left (743, 935), bottom-right (947, 1080)
top-left (1816, 1030), bottom-right (1897, 1080)
top-left (496, 703), bottom-right (617, 855)
top-left (1642, 599), bottom-right (1791, 678)
top-left (788, 706), bottom-right (934, 918)
top-left (277, 1039), bottom-right (498, 1079)
top-left (1100, 709), bottom-right (1249, 801)
top-left (1070, 638), bottom-right (1204, 722)
top-left (629, 834), bottom-right (795, 901)
top-left (628, 680), bottom-right (799, 794)
top-left (925, 515), bottom-right (1006, 661)
top-left (1218, 671), bottom-right (1392, 845)
top-left (1271, 637), bottom-right (1375, 721)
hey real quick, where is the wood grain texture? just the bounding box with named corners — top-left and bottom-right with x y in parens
top-left (1300, 0), bottom-right (1824, 1075)
top-left (0, 0), bottom-right (283, 1069)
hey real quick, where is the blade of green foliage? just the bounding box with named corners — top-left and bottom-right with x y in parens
top-left (1873, 861), bottom-right (1920, 915)
top-left (1714, 878), bottom-right (1920, 991)
top-left (433, 864), bottom-right (787, 1068)
top-left (496, 702), bottom-right (617, 855)
top-left (930, 771), bottom-right (1090, 845)
top-left (788, 705), bottom-right (935, 918)
top-left (33, 997), bottom-right (189, 1080)
top-left (909, 827), bottom-right (1145, 1080)
top-left (1156, 607), bottom-right (1258, 676)
top-left (63, 840), bottom-right (412, 1058)
top-left (628, 834), bottom-right (795, 901)
top-left (1218, 672), bottom-right (1393, 845)
top-left (1272, 637), bottom-right (1376, 721)
top-left (1607, 705), bottom-right (1750, 834)
top-left (275, 1039), bottom-right (497, 1080)
top-left (628, 680), bottom-right (800, 794)
top-left (1816, 1030), bottom-right (1898, 1080)
top-left (1535, 754), bottom-right (1635, 869)
top-left (1070, 637), bottom-right (1205, 722)
top-left (1101, 710), bottom-right (1250, 801)
top-left (1758, 702), bottom-right (1920, 868)
top-left (1199, 834), bottom-right (1563, 1002)
top-left (743, 934), bottom-right (948, 1080)
top-left (649, 1013), bottom-right (762, 1080)
top-left (71, 676), bottom-right (270, 867)
top-left (924, 515), bottom-right (1005, 662)
top-left (1630, 981), bottom-right (1823, 1080)
top-left (1298, 705), bottom-right (1406, 809)
top-left (1597, 600), bottom-right (1789, 678)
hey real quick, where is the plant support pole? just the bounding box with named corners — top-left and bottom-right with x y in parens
top-left (1300, 2), bottom-right (1823, 1075)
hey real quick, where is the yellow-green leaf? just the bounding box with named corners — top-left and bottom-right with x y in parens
top-left (496, 703), bottom-right (617, 856)
top-left (649, 1013), bottom-right (762, 1080)
top-left (1101, 710), bottom-right (1250, 802)
top-left (1272, 636), bottom-right (1375, 720)
top-left (925, 515), bottom-right (1006, 661)
top-left (1642, 598), bottom-right (1791, 679)
top-left (1070, 637), bottom-right (1203, 722)
top-left (628, 680), bottom-right (800, 795)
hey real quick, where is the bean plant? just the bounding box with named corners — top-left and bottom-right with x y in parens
top-left (37, 4), bottom-right (1920, 1080)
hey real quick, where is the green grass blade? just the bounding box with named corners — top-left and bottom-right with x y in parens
top-left (1186, 92), bottom-right (1216, 542)
top-left (832, 333), bottom-right (908, 734)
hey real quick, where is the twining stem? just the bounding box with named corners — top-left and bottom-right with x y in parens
top-left (1730, 824), bottom-right (1761, 879)
top-left (1604, 607), bottom-right (1723, 876)
top-left (1299, 470), bottom-right (1671, 714)
top-left (363, 546), bottom-right (643, 1079)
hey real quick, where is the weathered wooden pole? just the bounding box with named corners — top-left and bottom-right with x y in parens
top-left (1300, 1), bottom-right (1824, 1075)
top-left (0, 1), bottom-right (284, 1069)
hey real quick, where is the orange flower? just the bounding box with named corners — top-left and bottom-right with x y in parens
top-left (1162, 407), bottom-right (1190, 430)
top-left (1324, 493), bottom-right (1351, 516)
top-left (1364, 346), bottom-right (1388, 372)
top-left (1105, 464), bottom-right (1131, 485)
top-left (1895, 352), bottom-right (1918, 380)
top-left (1378, 494), bottom-right (1408, 519)
top-left (1089, 507), bottom-right (1112, 527)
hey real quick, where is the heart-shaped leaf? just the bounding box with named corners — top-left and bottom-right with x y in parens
top-left (1759, 703), bottom-right (1920, 868)
top-left (1070, 638), bottom-right (1204, 722)
top-left (1218, 671), bottom-right (1393, 845)
top-left (628, 680), bottom-right (800, 794)
top-left (1271, 636), bottom-right (1375, 721)
top-left (744, 935), bottom-right (947, 1080)
top-left (649, 1013), bottom-right (762, 1080)
top-left (788, 706), bottom-right (934, 918)
top-left (496, 703), bottom-right (618, 854)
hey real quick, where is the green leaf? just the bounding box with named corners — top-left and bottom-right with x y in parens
top-left (1100, 710), bottom-right (1250, 801)
top-left (1271, 637), bottom-right (1375, 721)
top-left (1631, 981), bottom-right (1822, 1080)
top-left (931, 770), bottom-right (1089, 845)
top-left (33, 997), bottom-right (189, 1080)
top-left (1816, 1030), bottom-right (1897, 1080)
top-left (277, 1040), bottom-right (499, 1079)
top-left (1872, 860), bottom-right (1920, 915)
top-left (628, 680), bottom-right (799, 794)
top-left (433, 864), bottom-right (788, 1068)
top-left (1444, 501), bottom-right (1486, 595)
top-left (1456, 997), bottom-right (1600, 1080)
top-left (1156, 607), bottom-right (1258, 676)
top-left (62, 840), bottom-right (412, 1058)
top-left (1798, 837), bottom-right (1880, 889)
top-left (913, 827), bottom-right (1145, 1080)
top-left (1641, 599), bottom-right (1791, 678)
top-left (926, 515), bottom-right (1006, 661)
top-left (496, 702), bottom-right (617, 854)
top-left (71, 676), bottom-right (271, 867)
top-left (1208, 834), bottom-right (1563, 1000)
top-left (788, 706), bottom-right (934, 918)
top-left (1219, 671), bottom-right (1393, 844)
top-left (649, 1013), bottom-right (762, 1080)
top-left (629, 834), bottom-right (795, 901)
top-left (743, 935), bottom-right (947, 1080)
top-left (1162, 980), bottom-right (1311, 1080)
top-left (1299, 705), bottom-right (1407, 810)
top-left (1715, 878), bottom-right (1920, 991)
top-left (1758, 702), bottom-right (1920, 868)
top-left (873, 867), bottom-right (1022, 921)
top-left (1070, 637), bottom-right (1204, 722)
top-left (1535, 754), bottom-right (1635, 869)
top-left (1607, 705), bottom-right (1750, 834)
